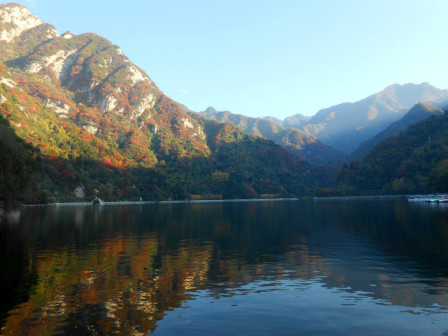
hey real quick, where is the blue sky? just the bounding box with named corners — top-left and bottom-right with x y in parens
top-left (13, 0), bottom-right (448, 119)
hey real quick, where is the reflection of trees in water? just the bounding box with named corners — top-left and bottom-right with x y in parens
top-left (1, 201), bottom-right (448, 334)
top-left (0, 205), bottom-right (216, 335)
top-left (0, 231), bottom-right (213, 335)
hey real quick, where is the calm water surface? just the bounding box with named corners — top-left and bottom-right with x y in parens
top-left (1, 200), bottom-right (448, 335)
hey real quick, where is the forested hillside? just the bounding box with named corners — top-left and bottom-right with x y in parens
top-left (350, 102), bottom-right (444, 160)
top-left (337, 111), bottom-right (448, 194)
top-left (0, 3), bottom-right (325, 204)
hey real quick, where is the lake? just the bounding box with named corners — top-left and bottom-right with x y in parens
top-left (1, 200), bottom-right (448, 335)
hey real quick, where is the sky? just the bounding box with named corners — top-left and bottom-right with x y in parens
top-left (10, 0), bottom-right (448, 119)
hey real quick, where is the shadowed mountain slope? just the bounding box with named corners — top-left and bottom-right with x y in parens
top-left (337, 111), bottom-right (448, 194)
top-left (350, 102), bottom-right (444, 160)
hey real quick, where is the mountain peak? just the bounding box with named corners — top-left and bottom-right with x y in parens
top-left (303, 82), bottom-right (448, 154)
top-left (0, 2), bottom-right (45, 42)
top-left (0, 2), bottom-right (25, 9)
top-left (61, 31), bottom-right (74, 39)
top-left (407, 101), bottom-right (441, 115)
top-left (203, 106), bottom-right (217, 115)
top-left (383, 83), bottom-right (400, 91)
top-left (381, 82), bottom-right (439, 93)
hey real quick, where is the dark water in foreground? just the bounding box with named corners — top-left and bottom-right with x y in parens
top-left (1, 200), bottom-right (448, 335)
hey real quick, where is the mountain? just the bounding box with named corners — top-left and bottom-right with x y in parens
top-left (274, 127), bottom-right (343, 166)
top-left (202, 107), bottom-right (285, 140)
top-left (0, 3), bottom-right (321, 203)
top-left (263, 113), bottom-right (310, 129)
top-left (263, 115), bottom-right (283, 125)
top-left (283, 114), bottom-right (311, 129)
top-left (300, 83), bottom-right (448, 154)
top-left (350, 102), bottom-right (444, 160)
top-left (202, 83), bottom-right (448, 161)
top-left (201, 107), bottom-right (342, 166)
top-left (337, 111), bottom-right (448, 194)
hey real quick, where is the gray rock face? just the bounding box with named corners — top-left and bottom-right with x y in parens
top-left (0, 3), bottom-right (46, 42)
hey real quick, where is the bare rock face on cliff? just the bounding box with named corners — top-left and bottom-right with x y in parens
top-left (0, 3), bottom-right (45, 42)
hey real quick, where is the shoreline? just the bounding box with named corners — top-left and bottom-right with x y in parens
top-left (21, 195), bottom-right (417, 208)
top-left (23, 197), bottom-right (301, 207)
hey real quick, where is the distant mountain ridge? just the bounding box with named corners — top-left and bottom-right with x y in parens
top-left (202, 107), bottom-right (284, 139)
top-left (203, 83), bottom-right (448, 158)
top-left (263, 113), bottom-right (310, 129)
top-left (350, 102), bottom-right (445, 160)
top-left (299, 83), bottom-right (448, 154)
top-left (201, 107), bottom-right (342, 166)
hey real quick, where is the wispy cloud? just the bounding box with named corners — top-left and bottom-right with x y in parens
top-left (180, 89), bottom-right (188, 94)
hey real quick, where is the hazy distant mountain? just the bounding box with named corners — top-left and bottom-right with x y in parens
top-left (300, 83), bottom-right (448, 154)
top-left (202, 107), bottom-right (285, 139)
top-left (350, 102), bottom-right (444, 160)
top-left (432, 98), bottom-right (448, 110)
top-left (275, 127), bottom-right (343, 166)
top-left (263, 116), bottom-right (283, 125)
top-left (283, 114), bottom-right (311, 129)
top-left (263, 114), bottom-right (310, 129)
top-left (201, 107), bottom-right (342, 165)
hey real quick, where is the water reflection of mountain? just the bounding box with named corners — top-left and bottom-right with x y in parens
top-left (1, 201), bottom-right (448, 335)
top-left (329, 200), bottom-right (448, 277)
